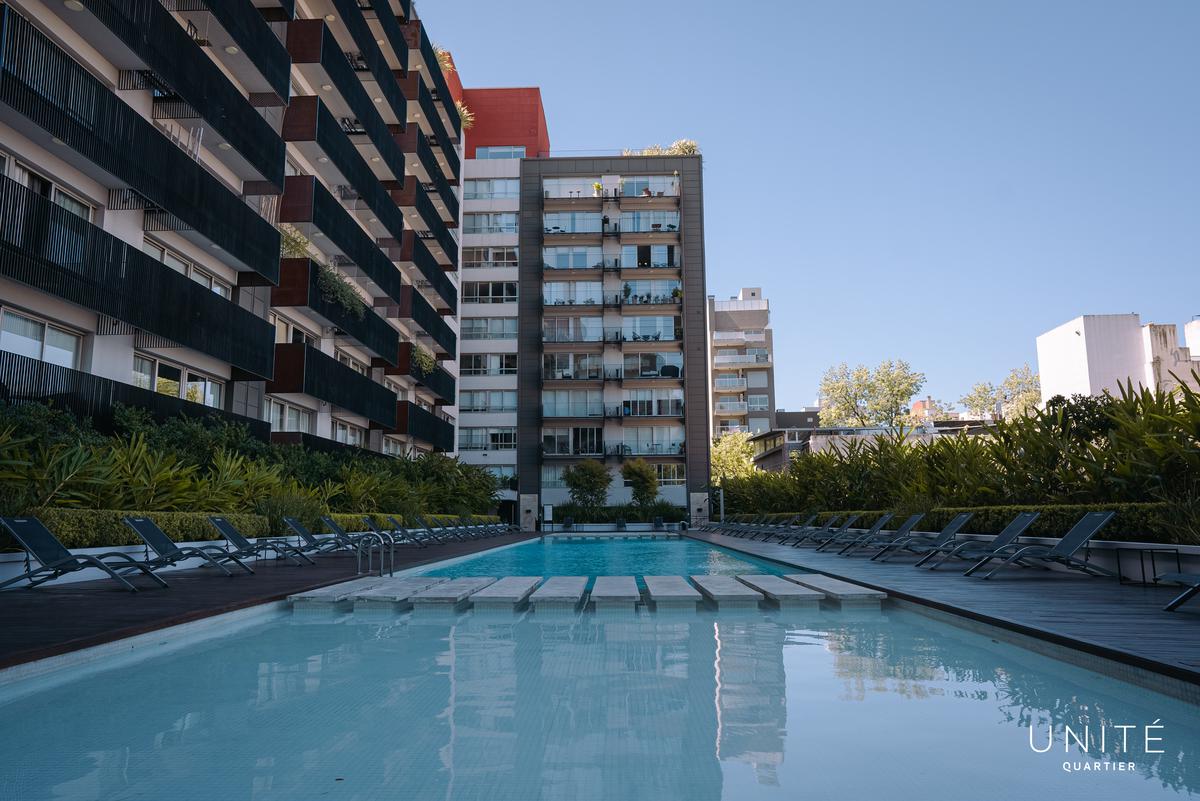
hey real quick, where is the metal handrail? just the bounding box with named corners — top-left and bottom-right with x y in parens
top-left (355, 530), bottom-right (395, 577)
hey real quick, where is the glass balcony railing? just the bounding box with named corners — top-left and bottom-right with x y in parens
top-left (714, 353), bottom-right (772, 366)
top-left (542, 404), bottom-right (604, 418)
top-left (715, 402), bottom-right (750, 415)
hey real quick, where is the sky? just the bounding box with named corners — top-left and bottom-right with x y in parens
top-left (420, 0), bottom-right (1200, 409)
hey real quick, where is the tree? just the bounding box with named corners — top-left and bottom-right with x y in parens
top-left (999, 364), bottom-right (1041, 418)
top-left (960, 381), bottom-right (998, 418)
top-left (620, 458), bottom-right (658, 506)
top-left (818, 360), bottom-right (925, 427)
top-left (711, 431), bottom-right (756, 486)
top-left (562, 460), bottom-right (611, 509)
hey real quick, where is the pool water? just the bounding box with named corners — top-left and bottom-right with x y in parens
top-left (1, 606), bottom-right (1197, 801)
top-left (418, 538), bottom-right (790, 579)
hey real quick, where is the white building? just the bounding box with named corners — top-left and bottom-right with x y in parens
top-left (1036, 314), bottom-right (1200, 402)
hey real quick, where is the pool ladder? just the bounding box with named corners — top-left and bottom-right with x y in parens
top-left (356, 530), bottom-right (395, 577)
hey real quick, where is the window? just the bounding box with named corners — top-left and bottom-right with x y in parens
top-left (543, 246), bottom-right (603, 270)
top-left (541, 464), bottom-right (566, 488)
top-left (142, 238), bottom-right (232, 297)
top-left (475, 146), bottom-right (525, 160)
top-left (542, 177), bottom-right (601, 198)
top-left (463, 247), bottom-right (518, 268)
top-left (622, 316), bottom-right (681, 342)
top-left (460, 390), bottom-right (516, 412)
top-left (463, 212), bottom-right (518, 234)
top-left (336, 350), bottom-right (368, 375)
top-left (462, 317), bottom-right (517, 339)
top-left (459, 426), bottom-right (517, 450)
top-left (621, 175), bottom-right (680, 197)
top-left (488, 465), bottom-right (516, 481)
top-left (333, 419), bottom-right (365, 447)
top-left (541, 427), bottom-right (602, 455)
top-left (623, 463), bottom-right (685, 486)
top-left (543, 352), bottom-right (602, 380)
top-left (132, 352), bottom-right (224, 408)
top-left (542, 316), bottom-right (602, 343)
top-left (543, 212), bottom-right (602, 234)
top-left (543, 280), bottom-right (602, 305)
top-left (619, 210), bottom-right (679, 233)
top-left (622, 426), bottom-right (684, 455)
top-left (184, 372), bottom-right (224, 408)
top-left (460, 353), bottom-right (517, 376)
top-left (542, 389), bottom-right (602, 417)
top-left (0, 310), bottom-right (81, 369)
top-left (623, 388), bottom-right (683, 417)
top-left (463, 281), bottom-right (517, 304)
top-left (464, 178), bottom-right (519, 199)
top-left (269, 313), bottom-right (317, 345)
top-left (620, 244), bottom-right (680, 269)
top-left (623, 351), bottom-right (683, 378)
top-left (748, 394), bottom-right (770, 412)
top-left (383, 437), bottom-right (408, 457)
top-left (621, 280), bottom-right (680, 305)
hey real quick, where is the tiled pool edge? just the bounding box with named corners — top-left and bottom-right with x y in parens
top-left (690, 532), bottom-right (1200, 701)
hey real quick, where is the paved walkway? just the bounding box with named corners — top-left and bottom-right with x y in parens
top-left (0, 532), bottom-right (536, 669)
top-left (690, 531), bottom-right (1200, 684)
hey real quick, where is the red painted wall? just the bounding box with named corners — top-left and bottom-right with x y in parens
top-left (461, 87), bottom-right (551, 159)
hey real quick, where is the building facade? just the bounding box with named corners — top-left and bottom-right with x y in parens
top-left (749, 409), bottom-right (819, 471)
top-left (1036, 314), bottom-right (1200, 403)
top-left (0, 0), bottom-right (459, 456)
top-left (708, 288), bottom-right (775, 436)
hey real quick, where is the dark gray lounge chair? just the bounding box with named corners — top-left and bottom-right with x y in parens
top-left (0, 517), bottom-right (169, 592)
top-left (872, 512), bottom-right (977, 562)
top-left (283, 517), bottom-right (355, 554)
top-left (817, 514), bottom-right (893, 551)
top-left (1157, 573), bottom-right (1200, 612)
top-left (123, 516), bottom-right (254, 575)
top-left (383, 516), bottom-right (436, 547)
top-left (780, 515), bottom-right (849, 547)
top-left (207, 516), bottom-right (315, 566)
top-left (915, 512), bottom-right (1040, 569)
top-left (965, 511), bottom-right (1116, 579)
top-left (838, 513), bottom-right (925, 556)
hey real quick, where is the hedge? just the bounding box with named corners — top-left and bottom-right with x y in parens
top-left (551, 502), bottom-right (688, 524)
top-left (324, 513), bottom-right (501, 534)
top-left (1, 509), bottom-right (269, 551)
top-left (722, 503), bottom-right (1193, 545)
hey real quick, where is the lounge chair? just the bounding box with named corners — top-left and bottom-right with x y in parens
top-left (817, 514), bottom-right (893, 551)
top-left (873, 512), bottom-right (978, 562)
top-left (1157, 573), bottom-right (1200, 612)
top-left (283, 517), bottom-right (356, 554)
top-left (837, 513), bottom-right (925, 556)
top-left (207, 516), bottom-right (315, 566)
top-left (914, 512), bottom-right (1040, 569)
top-left (0, 517), bottom-right (169, 592)
top-left (747, 514), bottom-right (804, 540)
top-left (794, 515), bottom-right (862, 548)
top-left (965, 511), bottom-right (1116, 579)
top-left (777, 515), bottom-right (845, 547)
top-left (123, 516), bottom-right (254, 575)
top-left (383, 516), bottom-right (436, 547)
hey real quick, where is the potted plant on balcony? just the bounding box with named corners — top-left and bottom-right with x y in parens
top-left (622, 283), bottom-right (632, 304)
top-left (411, 345), bottom-right (436, 378)
top-left (671, 286), bottom-right (682, 303)
top-left (592, 181), bottom-right (603, 198)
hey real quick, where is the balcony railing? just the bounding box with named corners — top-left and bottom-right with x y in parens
top-left (78, 0), bottom-right (284, 185)
top-left (386, 341), bottom-right (455, 405)
top-left (0, 6), bottom-right (280, 280)
top-left (713, 330), bottom-right (767, 343)
top-left (616, 366), bottom-right (684, 380)
top-left (399, 126), bottom-right (458, 221)
top-left (414, 78), bottom-right (459, 179)
top-left (329, 0), bottom-right (408, 127)
top-left (414, 20), bottom-right (460, 140)
top-left (271, 259), bottom-right (397, 364)
top-left (606, 442), bottom-right (685, 457)
top-left (625, 404), bottom-right (685, 418)
top-left (543, 369), bottom-right (604, 381)
top-left (388, 399), bottom-right (454, 452)
top-left (391, 182), bottom-right (458, 271)
top-left (0, 174), bottom-right (274, 378)
top-left (611, 292), bottom-right (682, 307)
top-left (266, 343), bottom-right (396, 427)
top-left (714, 353), bottom-right (772, 366)
top-left (713, 379), bottom-right (748, 392)
top-left (715, 402), bottom-right (749, 415)
top-left (543, 404), bottom-right (604, 418)
top-left (0, 350), bottom-right (270, 438)
top-left (373, 284), bottom-right (457, 358)
top-left (193, 0), bottom-right (291, 100)
top-left (543, 331), bottom-right (604, 344)
top-left (542, 445), bottom-right (604, 457)
top-left (362, 0), bottom-right (409, 74)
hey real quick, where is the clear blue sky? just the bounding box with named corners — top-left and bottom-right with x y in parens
top-left (422, 0), bottom-right (1200, 408)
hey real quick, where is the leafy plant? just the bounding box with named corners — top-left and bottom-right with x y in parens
top-left (315, 263), bottom-right (366, 320)
top-left (411, 345), bottom-right (436, 377)
top-left (455, 99), bottom-right (475, 131)
top-left (620, 458), bottom-right (658, 506)
top-left (562, 460), bottom-right (611, 509)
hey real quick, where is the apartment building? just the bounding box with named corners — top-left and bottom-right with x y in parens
top-left (0, 0), bottom-right (459, 456)
top-left (708, 287), bottom-right (775, 436)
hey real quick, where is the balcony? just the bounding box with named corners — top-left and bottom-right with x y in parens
top-left (0, 174), bottom-right (274, 378)
top-left (359, 0), bottom-right (409, 75)
top-left (606, 443), bottom-right (685, 457)
top-left (385, 400), bottom-right (454, 452)
top-left (166, 0), bottom-right (290, 103)
top-left (714, 379), bottom-right (748, 393)
top-left (715, 401), bottom-right (749, 416)
top-left (713, 330), bottom-right (768, 344)
top-left (714, 353), bottom-right (772, 367)
top-left (266, 342), bottom-right (396, 427)
top-left (286, 20), bottom-right (406, 183)
top-left (543, 446), bottom-right (604, 458)
top-left (379, 222), bottom-right (457, 314)
top-left (610, 290), bottom-right (682, 308)
top-left (625, 403), bottom-right (685, 418)
top-left (65, 0), bottom-right (284, 186)
top-left (394, 126), bottom-right (458, 222)
top-left (279, 176), bottom-right (405, 306)
top-left (389, 180), bottom-right (458, 272)
top-left (543, 332), bottom-right (604, 346)
top-left (402, 18), bottom-right (461, 142)
top-left (543, 369), bottom-right (603, 382)
top-left (0, 350), bottom-right (271, 438)
top-left (0, 6), bottom-right (280, 280)
top-left (378, 341), bottom-right (456, 405)
top-left (373, 283), bottom-right (456, 359)
top-left (397, 66), bottom-right (459, 182)
top-left (543, 295), bottom-right (603, 309)
top-left (543, 404), bottom-right (604, 419)
top-left (269, 259), bottom-right (398, 364)
top-left (270, 430), bottom-right (386, 460)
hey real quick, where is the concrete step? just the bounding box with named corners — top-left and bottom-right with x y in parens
top-left (289, 576), bottom-right (393, 613)
top-left (690, 575), bottom-right (764, 610)
top-left (409, 577), bottom-right (498, 613)
top-left (643, 575), bottom-right (702, 611)
top-left (469, 576), bottom-right (544, 611)
top-left (351, 577), bottom-right (449, 613)
top-left (590, 576), bottom-right (640, 611)
top-left (529, 576), bottom-right (588, 613)
top-left (784, 574), bottom-right (886, 606)
top-left (736, 575), bottom-right (824, 609)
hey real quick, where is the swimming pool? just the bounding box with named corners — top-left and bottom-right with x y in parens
top-left (417, 537), bottom-right (790, 579)
top-left (1, 603), bottom-right (1197, 800)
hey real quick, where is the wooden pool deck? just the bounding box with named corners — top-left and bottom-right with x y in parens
top-left (0, 532), bottom-right (537, 670)
top-left (690, 531), bottom-right (1200, 686)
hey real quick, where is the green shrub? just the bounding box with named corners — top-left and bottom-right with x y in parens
top-left (321, 512), bottom-right (499, 535)
top-left (1, 509), bottom-right (269, 550)
top-left (553, 501), bottom-right (686, 524)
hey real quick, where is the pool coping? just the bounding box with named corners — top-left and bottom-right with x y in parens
top-left (690, 532), bottom-right (1200, 696)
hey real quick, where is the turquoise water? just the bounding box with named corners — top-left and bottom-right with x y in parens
top-left (418, 538), bottom-right (790, 579)
top-left (1, 605), bottom-right (1198, 800)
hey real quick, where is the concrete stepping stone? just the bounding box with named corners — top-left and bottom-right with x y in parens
top-left (409, 577), bottom-right (498, 613)
top-left (469, 576), bottom-right (544, 612)
top-left (784, 574), bottom-right (886, 606)
top-left (289, 577), bottom-right (392, 613)
top-left (736, 575), bottom-right (824, 609)
top-left (644, 575), bottom-right (702, 612)
top-left (529, 576), bottom-right (588, 613)
top-left (690, 575), bottom-right (764, 610)
top-left (351, 577), bottom-right (449, 613)
top-left (590, 576), bottom-right (640, 612)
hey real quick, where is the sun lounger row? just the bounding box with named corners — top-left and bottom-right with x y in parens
top-left (0, 514), bottom-right (515, 592)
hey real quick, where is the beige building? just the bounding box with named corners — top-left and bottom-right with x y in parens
top-left (708, 288), bottom-right (775, 436)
